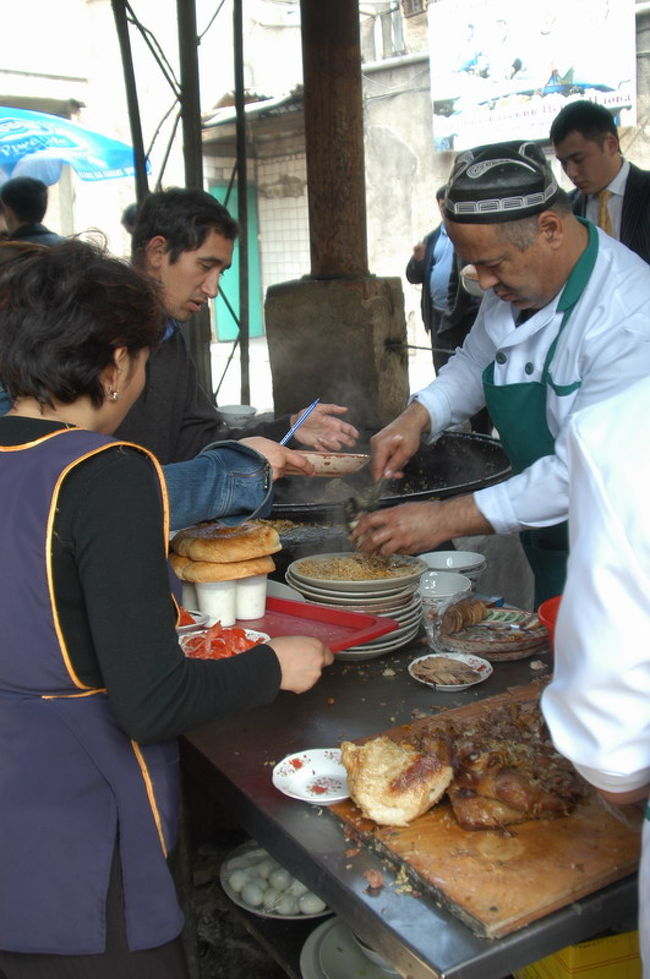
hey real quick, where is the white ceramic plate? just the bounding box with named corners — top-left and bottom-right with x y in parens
top-left (272, 748), bottom-right (349, 804)
top-left (266, 579), bottom-right (307, 603)
top-left (175, 610), bottom-right (210, 635)
top-left (417, 550), bottom-right (486, 573)
top-left (288, 554), bottom-right (427, 593)
top-left (299, 451), bottom-right (370, 476)
top-left (301, 918), bottom-right (397, 979)
top-left (286, 574), bottom-right (419, 603)
top-left (408, 652), bottom-right (493, 691)
top-left (243, 629), bottom-right (271, 643)
top-left (219, 841), bottom-right (331, 921)
top-left (285, 571), bottom-right (417, 607)
top-left (336, 623), bottom-right (422, 661)
top-left (180, 628), bottom-right (270, 656)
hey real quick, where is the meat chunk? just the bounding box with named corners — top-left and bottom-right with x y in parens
top-left (414, 702), bottom-right (588, 830)
top-left (341, 736), bottom-right (453, 827)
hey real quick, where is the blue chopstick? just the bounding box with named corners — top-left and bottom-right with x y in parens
top-left (279, 398), bottom-right (321, 445)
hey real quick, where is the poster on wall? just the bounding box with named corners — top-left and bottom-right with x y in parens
top-left (428, 0), bottom-right (636, 150)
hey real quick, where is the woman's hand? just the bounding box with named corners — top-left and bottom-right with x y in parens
top-left (268, 636), bottom-right (334, 693)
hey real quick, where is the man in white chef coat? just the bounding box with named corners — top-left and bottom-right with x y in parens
top-left (541, 380), bottom-right (650, 971)
top-left (351, 140), bottom-right (650, 606)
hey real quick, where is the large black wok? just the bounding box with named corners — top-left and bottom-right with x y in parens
top-left (271, 431), bottom-right (511, 523)
top-left (268, 432), bottom-right (511, 580)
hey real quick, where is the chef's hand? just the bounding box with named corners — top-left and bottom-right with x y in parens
top-left (351, 495), bottom-right (493, 558)
top-left (290, 403), bottom-right (359, 450)
top-left (239, 437), bottom-right (316, 479)
top-left (269, 636), bottom-right (334, 693)
top-left (369, 401), bottom-right (430, 481)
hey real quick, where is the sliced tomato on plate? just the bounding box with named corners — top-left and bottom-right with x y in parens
top-left (177, 607), bottom-right (198, 627)
top-left (181, 622), bottom-right (260, 660)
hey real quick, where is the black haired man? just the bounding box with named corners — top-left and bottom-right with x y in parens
top-left (550, 100), bottom-right (650, 264)
top-left (0, 176), bottom-right (63, 247)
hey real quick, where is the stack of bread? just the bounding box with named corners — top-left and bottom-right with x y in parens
top-left (169, 519), bottom-right (281, 583)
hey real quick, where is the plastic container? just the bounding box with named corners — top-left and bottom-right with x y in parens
top-left (181, 582), bottom-right (198, 610)
top-left (195, 580), bottom-right (237, 626)
top-left (538, 594), bottom-right (561, 653)
top-left (513, 929), bottom-right (640, 979)
top-left (418, 571), bottom-right (472, 651)
top-left (235, 574), bottom-right (268, 620)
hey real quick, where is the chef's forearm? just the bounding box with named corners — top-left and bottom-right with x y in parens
top-left (439, 493), bottom-right (494, 540)
top-left (599, 786), bottom-right (649, 807)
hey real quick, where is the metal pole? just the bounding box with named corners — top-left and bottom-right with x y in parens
top-left (110, 0), bottom-right (149, 204)
top-left (176, 0), bottom-right (212, 395)
top-left (233, 0), bottom-right (250, 404)
top-left (176, 0), bottom-right (204, 189)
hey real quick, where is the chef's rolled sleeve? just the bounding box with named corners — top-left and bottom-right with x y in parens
top-left (410, 304), bottom-right (494, 440)
top-left (164, 439), bottom-right (272, 531)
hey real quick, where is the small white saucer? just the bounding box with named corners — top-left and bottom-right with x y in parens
top-left (272, 748), bottom-right (348, 804)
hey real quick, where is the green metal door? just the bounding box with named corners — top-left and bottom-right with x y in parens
top-left (209, 184), bottom-right (264, 340)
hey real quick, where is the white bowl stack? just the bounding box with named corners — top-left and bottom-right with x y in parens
top-left (285, 552), bottom-right (427, 661)
top-left (417, 550), bottom-right (487, 588)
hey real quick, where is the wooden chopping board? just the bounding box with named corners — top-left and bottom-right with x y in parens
top-left (330, 683), bottom-right (641, 938)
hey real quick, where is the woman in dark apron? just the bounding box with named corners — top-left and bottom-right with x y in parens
top-left (0, 241), bottom-right (332, 979)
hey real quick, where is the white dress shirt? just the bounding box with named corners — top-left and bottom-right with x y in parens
top-left (584, 158), bottom-right (629, 240)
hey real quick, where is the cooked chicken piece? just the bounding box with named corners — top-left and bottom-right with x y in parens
top-left (413, 703), bottom-right (588, 830)
top-left (340, 735), bottom-right (453, 827)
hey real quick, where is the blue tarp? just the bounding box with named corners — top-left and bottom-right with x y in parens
top-left (0, 106), bottom-right (147, 185)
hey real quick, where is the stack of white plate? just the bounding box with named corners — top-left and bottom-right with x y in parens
top-left (285, 553), bottom-right (426, 661)
top-left (417, 549), bottom-right (487, 587)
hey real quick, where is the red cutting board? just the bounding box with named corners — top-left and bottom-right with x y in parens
top-left (235, 596), bottom-right (398, 653)
top-left (330, 683), bottom-right (642, 938)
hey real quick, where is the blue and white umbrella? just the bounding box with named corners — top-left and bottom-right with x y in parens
top-left (0, 106), bottom-right (146, 186)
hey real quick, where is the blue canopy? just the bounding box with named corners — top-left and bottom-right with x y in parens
top-left (0, 106), bottom-right (147, 186)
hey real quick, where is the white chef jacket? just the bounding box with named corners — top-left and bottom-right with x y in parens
top-left (412, 225), bottom-right (650, 535)
top-left (540, 380), bottom-right (650, 974)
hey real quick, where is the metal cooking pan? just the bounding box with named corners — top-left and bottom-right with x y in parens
top-left (271, 431), bottom-right (511, 524)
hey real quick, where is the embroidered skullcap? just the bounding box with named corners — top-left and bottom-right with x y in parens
top-left (444, 140), bottom-right (559, 224)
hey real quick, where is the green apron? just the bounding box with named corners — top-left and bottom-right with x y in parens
top-left (482, 220), bottom-right (598, 608)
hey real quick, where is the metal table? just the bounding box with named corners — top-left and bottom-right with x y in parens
top-left (181, 635), bottom-right (638, 979)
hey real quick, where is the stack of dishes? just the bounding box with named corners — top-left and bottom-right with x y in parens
top-left (417, 550), bottom-right (487, 587)
top-left (285, 552), bottom-right (427, 661)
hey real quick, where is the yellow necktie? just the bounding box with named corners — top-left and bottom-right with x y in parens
top-left (597, 189), bottom-right (614, 236)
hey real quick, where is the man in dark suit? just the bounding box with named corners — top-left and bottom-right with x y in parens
top-left (550, 100), bottom-right (650, 265)
top-left (406, 185), bottom-right (454, 366)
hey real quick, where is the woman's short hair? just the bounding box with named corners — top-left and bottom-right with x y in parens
top-left (0, 238), bottom-right (165, 408)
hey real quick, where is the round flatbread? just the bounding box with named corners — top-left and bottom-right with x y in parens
top-left (171, 520), bottom-right (281, 563)
top-left (169, 552), bottom-right (276, 582)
